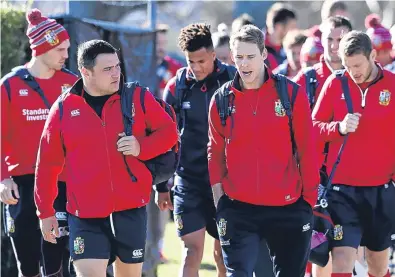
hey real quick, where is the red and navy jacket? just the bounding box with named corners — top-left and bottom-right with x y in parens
top-left (208, 69), bottom-right (319, 207)
top-left (312, 67), bottom-right (395, 187)
top-left (0, 67), bottom-right (78, 181)
top-left (157, 56), bottom-right (183, 94)
top-left (34, 79), bottom-right (178, 219)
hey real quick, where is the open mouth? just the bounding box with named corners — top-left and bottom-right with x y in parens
top-left (242, 71), bottom-right (252, 76)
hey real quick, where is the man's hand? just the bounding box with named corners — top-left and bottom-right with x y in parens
top-left (0, 178), bottom-right (19, 205)
top-left (40, 216), bottom-right (59, 244)
top-left (339, 113), bottom-right (362, 135)
top-left (117, 132), bottom-right (141, 156)
top-left (212, 183), bottom-right (225, 208)
top-left (155, 191), bottom-right (173, 211)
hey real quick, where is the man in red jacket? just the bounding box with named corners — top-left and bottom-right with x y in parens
top-left (34, 40), bottom-right (178, 277)
top-left (312, 31), bottom-right (395, 277)
top-left (208, 24), bottom-right (319, 277)
top-left (0, 9), bottom-right (77, 277)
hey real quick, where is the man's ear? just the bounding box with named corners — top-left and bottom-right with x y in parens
top-left (80, 67), bottom-right (90, 78)
top-left (262, 48), bottom-right (268, 61)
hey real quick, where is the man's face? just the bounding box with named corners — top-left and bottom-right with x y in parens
top-left (232, 41), bottom-right (266, 87)
top-left (322, 26), bottom-right (349, 63)
top-left (41, 40), bottom-right (70, 71)
top-left (275, 19), bottom-right (297, 41)
top-left (84, 53), bottom-right (121, 94)
top-left (185, 47), bottom-right (216, 81)
top-left (342, 51), bottom-right (376, 84)
top-left (156, 32), bottom-right (167, 64)
top-left (215, 45), bottom-right (233, 65)
top-left (286, 44), bottom-right (303, 70)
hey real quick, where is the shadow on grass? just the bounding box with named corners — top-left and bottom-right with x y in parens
top-left (200, 263), bottom-right (216, 271)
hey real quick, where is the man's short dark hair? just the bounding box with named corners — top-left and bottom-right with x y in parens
top-left (320, 16), bottom-right (353, 33)
top-left (77, 40), bottom-right (117, 70)
top-left (282, 30), bottom-right (307, 50)
top-left (212, 32), bottom-right (230, 49)
top-left (232, 13), bottom-right (255, 33)
top-left (266, 3), bottom-right (296, 31)
top-left (339, 31), bottom-right (372, 58)
top-left (321, 0), bottom-right (348, 21)
top-left (178, 23), bottom-right (213, 52)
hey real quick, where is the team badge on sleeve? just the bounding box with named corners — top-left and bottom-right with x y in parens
top-left (274, 100), bottom-right (286, 117)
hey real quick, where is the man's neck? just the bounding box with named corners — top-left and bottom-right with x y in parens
top-left (324, 57), bottom-right (343, 72)
top-left (268, 32), bottom-right (281, 47)
top-left (26, 58), bottom-right (56, 79)
top-left (83, 82), bottom-right (114, 97)
top-left (366, 64), bottom-right (379, 83)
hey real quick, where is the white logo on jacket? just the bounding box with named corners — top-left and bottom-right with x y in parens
top-left (71, 109), bottom-right (80, 117)
top-left (19, 89), bottom-right (28, 96)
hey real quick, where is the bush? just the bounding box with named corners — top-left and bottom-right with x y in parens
top-left (1, 2), bottom-right (29, 77)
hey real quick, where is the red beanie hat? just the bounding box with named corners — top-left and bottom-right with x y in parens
top-left (26, 9), bottom-right (70, 57)
top-left (365, 14), bottom-right (392, 51)
top-left (300, 36), bottom-right (324, 63)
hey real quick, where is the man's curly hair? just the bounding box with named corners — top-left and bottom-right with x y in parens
top-left (178, 23), bottom-right (214, 52)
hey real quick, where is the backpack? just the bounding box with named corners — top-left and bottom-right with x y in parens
top-left (173, 65), bottom-right (236, 128)
top-left (2, 66), bottom-right (77, 107)
top-left (309, 69), bottom-right (353, 267)
top-left (303, 67), bottom-right (318, 110)
top-left (215, 73), bottom-right (299, 156)
top-left (120, 82), bottom-right (180, 191)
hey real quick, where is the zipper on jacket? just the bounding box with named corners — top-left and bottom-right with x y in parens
top-left (101, 106), bottom-right (116, 212)
top-left (83, 98), bottom-right (115, 212)
top-left (71, 192), bottom-right (80, 216)
top-left (359, 87), bottom-right (369, 108)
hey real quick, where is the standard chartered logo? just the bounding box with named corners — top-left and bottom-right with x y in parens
top-left (22, 108), bottom-right (49, 121)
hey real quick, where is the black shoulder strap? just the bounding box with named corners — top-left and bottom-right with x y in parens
top-left (174, 68), bottom-right (188, 112)
top-left (214, 81), bottom-right (233, 127)
top-left (303, 67), bottom-right (318, 109)
top-left (60, 67), bottom-right (79, 77)
top-left (273, 74), bottom-right (299, 156)
top-left (13, 67), bottom-right (51, 109)
top-left (319, 71), bottom-right (353, 204)
top-left (140, 86), bottom-right (147, 114)
top-left (120, 82), bottom-right (139, 182)
top-left (3, 79), bottom-right (11, 101)
top-left (121, 82), bottom-right (140, 136)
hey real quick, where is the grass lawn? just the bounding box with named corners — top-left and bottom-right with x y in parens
top-left (157, 222), bottom-right (217, 277)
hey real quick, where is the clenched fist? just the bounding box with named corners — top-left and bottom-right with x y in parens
top-left (339, 113), bottom-right (362, 135)
top-left (117, 132), bottom-right (141, 156)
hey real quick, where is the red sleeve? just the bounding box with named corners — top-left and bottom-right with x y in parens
top-left (1, 80), bottom-right (11, 180)
top-left (207, 95), bottom-right (228, 185)
top-left (136, 89), bottom-right (178, 161)
top-left (292, 83), bottom-right (319, 207)
top-left (34, 100), bottom-right (65, 219)
top-left (311, 76), bottom-right (343, 143)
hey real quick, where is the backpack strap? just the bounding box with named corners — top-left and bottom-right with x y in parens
top-left (3, 79), bottom-right (11, 101)
top-left (319, 70), bottom-right (353, 205)
top-left (303, 67), bottom-right (318, 109)
top-left (60, 67), bottom-right (79, 77)
top-left (140, 85), bottom-right (147, 114)
top-left (13, 67), bottom-right (52, 109)
top-left (120, 82), bottom-right (141, 182)
top-left (214, 81), bottom-right (233, 127)
top-left (272, 74), bottom-right (299, 156)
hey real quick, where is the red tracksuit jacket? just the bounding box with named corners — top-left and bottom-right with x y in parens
top-left (208, 70), bottom-right (319, 207)
top-left (1, 68), bottom-right (78, 180)
top-left (34, 79), bottom-right (178, 219)
top-left (312, 67), bottom-right (395, 187)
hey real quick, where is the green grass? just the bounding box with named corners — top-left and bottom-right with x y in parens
top-left (157, 222), bottom-right (217, 277)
